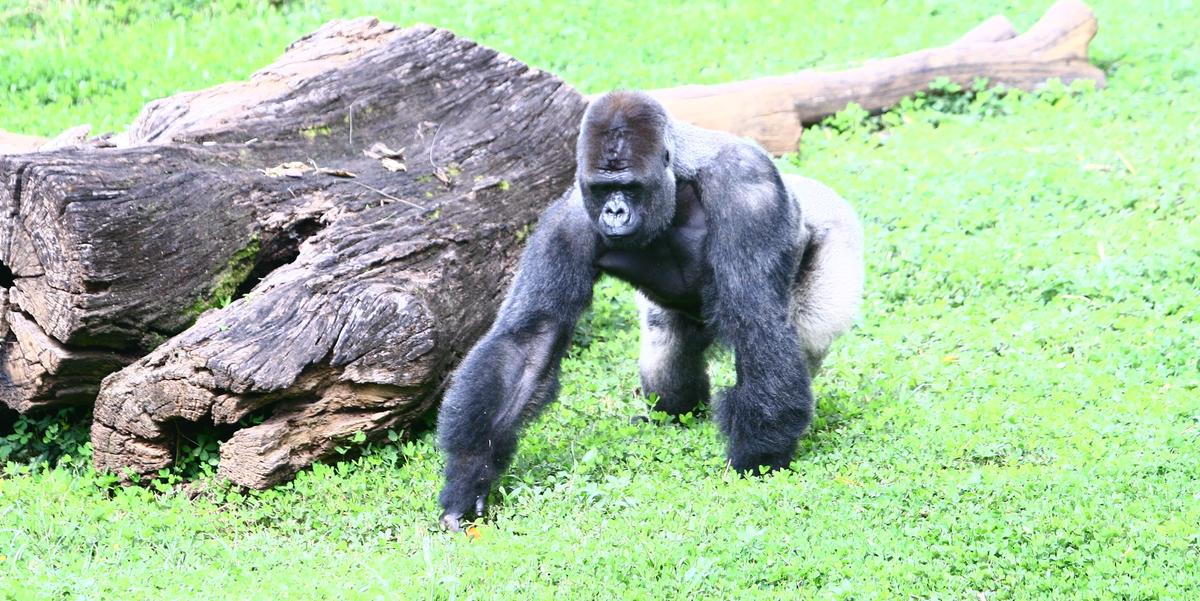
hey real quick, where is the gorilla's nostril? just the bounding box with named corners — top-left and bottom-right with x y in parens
top-left (601, 200), bottom-right (632, 229)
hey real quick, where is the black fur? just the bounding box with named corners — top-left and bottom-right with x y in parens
top-left (637, 297), bottom-right (713, 417)
top-left (436, 91), bottom-right (861, 530)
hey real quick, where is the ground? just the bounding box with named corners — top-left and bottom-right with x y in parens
top-left (1, 1), bottom-right (1198, 599)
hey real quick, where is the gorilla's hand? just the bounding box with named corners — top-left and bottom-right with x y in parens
top-left (717, 383), bottom-right (808, 476)
top-left (438, 452), bottom-right (496, 531)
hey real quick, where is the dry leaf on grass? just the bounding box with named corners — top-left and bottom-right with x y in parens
top-left (317, 167), bottom-right (357, 178)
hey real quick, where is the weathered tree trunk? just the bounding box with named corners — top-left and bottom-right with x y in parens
top-left (0, 18), bottom-right (584, 485)
top-left (648, 0), bottom-right (1106, 154)
top-left (0, 21), bottom-right (382, 411)
top-left (0, 22), bottom-right (435, 411)
top-left (0, 141), bottom-right (293, 410)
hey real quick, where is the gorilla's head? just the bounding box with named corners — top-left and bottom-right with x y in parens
top-left (576, 92), bottom-right (677, 248)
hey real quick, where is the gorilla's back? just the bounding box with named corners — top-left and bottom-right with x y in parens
top-left (782, 174), bottom-right (865, 373)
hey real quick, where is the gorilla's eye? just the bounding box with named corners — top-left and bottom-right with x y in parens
top-left (663, 150), bottom-right (671, 166)
top-left (590, 180), bottom-right (641, 195)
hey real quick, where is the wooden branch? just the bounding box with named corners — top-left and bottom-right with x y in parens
top-left (647, 0), bottom-right (1106, 154)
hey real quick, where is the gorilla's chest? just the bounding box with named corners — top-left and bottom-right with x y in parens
top-left (595, 183), bottom-right (708, 315)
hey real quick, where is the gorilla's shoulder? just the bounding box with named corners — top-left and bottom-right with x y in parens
top-left (686, 138), bottom-right (792, 226)
top-left (707, 139), bottom-right (777, 181)
top-left (533, 186), bottom-right (596, 249)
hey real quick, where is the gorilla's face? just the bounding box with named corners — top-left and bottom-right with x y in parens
top-left (576, 92), bottom-right (679, 248)
top-left (581, 156), bottom-right (676, 248)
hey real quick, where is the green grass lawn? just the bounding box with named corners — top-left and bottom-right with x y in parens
top-left (2, 1), bottom-right (1198, 599)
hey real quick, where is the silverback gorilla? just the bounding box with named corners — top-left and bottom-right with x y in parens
top-left (436, 91), bottom-right (864, 530)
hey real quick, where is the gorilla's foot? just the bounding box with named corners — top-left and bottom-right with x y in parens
top-left (439, 494), bottom-right (486, 532)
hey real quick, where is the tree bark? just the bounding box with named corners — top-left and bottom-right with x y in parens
top-left (0, 18), bottom-right (585, 484)
top-left (648, 0), bottom-right (1106, 154)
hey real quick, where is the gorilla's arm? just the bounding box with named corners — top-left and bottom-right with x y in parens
top-left (698, 145), bottom-right (815, 473)
top-left (436, 191), bottom-right (597, 530)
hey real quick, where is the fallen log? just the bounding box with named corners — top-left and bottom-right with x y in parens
top-left (649, 0), bottom-right (1106, 154)
top-left (0, 19), bottom-right (584, 484)
top-left (1, 21), bottom-right (432, 410)
top-left (1, 19), bottom-right (583, 417)
top-left (0, 141), bottom-right (288, 410)
top-left (88, 20), bottom-right (584, 487)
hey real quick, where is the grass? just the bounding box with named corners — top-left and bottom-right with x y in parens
top-left (2, 0), bottom-right (1199, 599)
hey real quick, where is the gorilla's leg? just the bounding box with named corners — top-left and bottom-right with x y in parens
top-left (784, 175), bottom-right (865, 375)
top-left (719, 176), bottom-right (861, 473)
top-left (636, 293), bottom-right (713, 417)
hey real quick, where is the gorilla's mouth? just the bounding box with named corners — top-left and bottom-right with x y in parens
top-left (599, 225), bottom-right (646, 249)
top-left (601, 223), bottom-right (638, 239)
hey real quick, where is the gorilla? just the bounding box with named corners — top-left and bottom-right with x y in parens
top-left (436, 91), bottom-right (864, 530)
